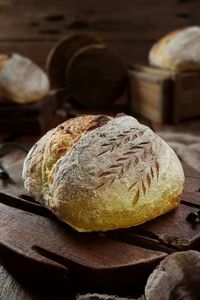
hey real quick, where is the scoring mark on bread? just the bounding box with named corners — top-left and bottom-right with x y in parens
top-left (97, 130), bottom-right (142, 157)
top-left (132, 190), bottom-right (140, 205)
top-left (128, 158), bottom-right (160, 193)
top-left (96, 129), bottom-right (160, 203)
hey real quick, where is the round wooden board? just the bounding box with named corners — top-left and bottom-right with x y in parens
top-left (46, 33), bottom-right (128, 108)
top-left (46, 33), bottom-right (104, 89)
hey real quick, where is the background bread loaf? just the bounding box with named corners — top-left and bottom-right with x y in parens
top-left (0, 53), bottom-right (50, 103)
top-left (23, 115), bottom-right (184, 232)
top-left (149, 26), bottom-right (200, 71)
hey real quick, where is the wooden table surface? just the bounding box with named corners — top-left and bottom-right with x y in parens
top-left (0, 117), bottom-right (200, 300)
top-left (0, 126), bottom-right (75, 299)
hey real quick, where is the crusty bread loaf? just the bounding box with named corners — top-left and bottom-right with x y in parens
top-left (149, 26), bottom-right (200, 71)
top-left (23, 114), bottom-right (184, 232)
top-left (0, 53), bottom-right (49, 103)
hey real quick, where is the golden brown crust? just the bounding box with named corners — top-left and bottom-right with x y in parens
top-left (54, 193), bottom-right (182, 232)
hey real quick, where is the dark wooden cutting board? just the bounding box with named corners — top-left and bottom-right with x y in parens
top-left (0, 152), bottom-right (200, 294)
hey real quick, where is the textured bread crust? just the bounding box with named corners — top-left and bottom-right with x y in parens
top-left (23, 115), bottom-right (184, 232)
top-left (149, 26), bottom-right (200, 71)
top-left (23, 115), bottom-right (112, 202)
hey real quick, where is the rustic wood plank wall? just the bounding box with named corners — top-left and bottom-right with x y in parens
top-left (0, 0), bottom-right (199, 69)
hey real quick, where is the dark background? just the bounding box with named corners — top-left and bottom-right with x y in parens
top-left (0, 0), bottom-right (199, 68)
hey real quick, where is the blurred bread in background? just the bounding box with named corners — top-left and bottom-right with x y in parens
top-left (149, 26), bottom-right (200, 72)
top-left (0, 53), bottom-right (50, 104)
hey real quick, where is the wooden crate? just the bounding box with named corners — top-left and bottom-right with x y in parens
top-left (128, 65), bottom-right (200, 123)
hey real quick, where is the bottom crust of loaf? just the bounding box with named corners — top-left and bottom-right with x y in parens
top-left (49, 193), bottom-right (181, 232)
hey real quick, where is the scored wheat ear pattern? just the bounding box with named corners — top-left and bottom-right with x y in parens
top-left (96, 128), bottom-right (160, 204)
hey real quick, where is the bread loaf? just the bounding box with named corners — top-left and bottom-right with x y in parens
top-left (149, 26), bottom-right (200, 71)
top-left (23, 114), bottom-right (184, 232)
top-left (0, 53), bottom-right (49, 103)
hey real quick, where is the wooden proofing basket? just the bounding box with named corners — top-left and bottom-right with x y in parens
top-left (129, 65), bottom-right (200, 123)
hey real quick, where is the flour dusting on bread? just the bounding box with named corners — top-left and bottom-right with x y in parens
top-left (23, 115), bottom-right (184, 232)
